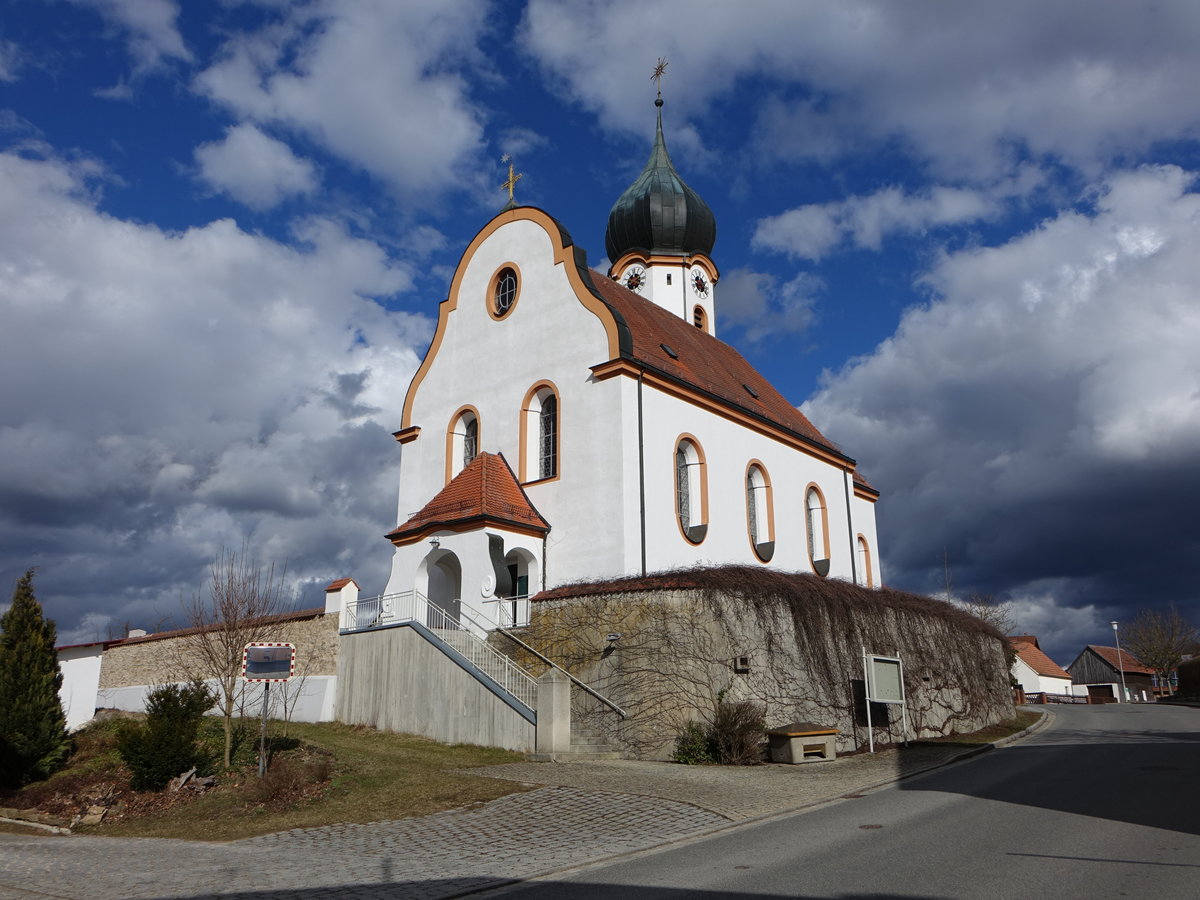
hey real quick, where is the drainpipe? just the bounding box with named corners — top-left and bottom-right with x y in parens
top-left (637, 370), bottom-right (647, 576)
top-left (844, 468), bottom-right (858, 585)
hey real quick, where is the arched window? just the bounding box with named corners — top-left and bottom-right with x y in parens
top-left (806, 485), bottom-right (830, 576)
top-left (521, 382), bottom-right (560, 483)
top-left (745, 462), bottom-right (774, 562)
top-left (538, 393), bottom-right (557, 480)
top-left (446, 407), bottom-right (480, 483)
top-left (675, 436), bottom-right (708, 543)
top-left (857, 535), bottom-right (874, 588)
top-left (693, 305), bottom-right (708, 332)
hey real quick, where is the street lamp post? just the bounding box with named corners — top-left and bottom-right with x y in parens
top-left (1111, 620), bottom-right (1127, 703)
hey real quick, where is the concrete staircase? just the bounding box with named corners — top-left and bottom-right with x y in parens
top-left (564, 727), bottom-right (622, 760)
top-left (429, 626), bottom-right (538, 715)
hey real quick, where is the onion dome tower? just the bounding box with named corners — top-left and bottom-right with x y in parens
top-left (606, 69), bottom-right (719, 335)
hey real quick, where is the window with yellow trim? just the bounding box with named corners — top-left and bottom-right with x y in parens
top-left (806, 486), bottom-right (830, 576)
top-left (675, 438), bottom-right (707, 543)
top-left (746, 464), bottom-right (774, 562)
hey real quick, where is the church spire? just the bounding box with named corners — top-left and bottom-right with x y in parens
top-left (604, 63), bottom-right (716, 262)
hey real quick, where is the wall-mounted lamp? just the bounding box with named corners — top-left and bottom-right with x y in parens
top-left (429, 537), bottom-right (440, 550)
top-left (605, 632), bottom-right (622, 643)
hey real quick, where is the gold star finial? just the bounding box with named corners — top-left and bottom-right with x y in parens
top-left (501, 160), bottom-right (523, 204)
top-left (651, 57), bottom-right (668, 96)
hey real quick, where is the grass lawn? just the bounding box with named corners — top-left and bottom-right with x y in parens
top-left (2, 717), bottom-right (530, 842)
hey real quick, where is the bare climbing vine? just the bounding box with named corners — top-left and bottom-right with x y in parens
top-left (514, 566), bottom-right (1012, 759)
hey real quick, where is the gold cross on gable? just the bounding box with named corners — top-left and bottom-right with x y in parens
top-left (501, 161), bottom-right (523, 203)
top-left (651, 57), bottom-right (668, 93)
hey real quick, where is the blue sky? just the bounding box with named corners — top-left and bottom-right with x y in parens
top-left (3, 0), bottom-right (1200, 664)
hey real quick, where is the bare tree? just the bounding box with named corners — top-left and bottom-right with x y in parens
top-left (1122, 605), bottom-right (1197, 695)
top-left (180, 545), bottom-right (288, 766)
top-left (961, 593), bottom-right (1015, 636)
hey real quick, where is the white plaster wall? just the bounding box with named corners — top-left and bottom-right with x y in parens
top-left (57, 645), bottom-right (104, 731)
top-left (1012, 658), bottom-right (1072, 695)
top-left (636, 382), bottom-right (878, 580)
top-left (95, 676), bottom-right (338, 724)
top-left (386, 215), bottom-right (628, 595)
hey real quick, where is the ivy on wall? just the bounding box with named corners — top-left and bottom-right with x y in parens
top-left (514, 566), bottom-right (1012, 758)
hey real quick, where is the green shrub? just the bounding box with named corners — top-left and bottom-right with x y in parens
top-left (672, 720), bottom-right (717, 765)
top-left (118, 681), bottom-right (215, 791)
top-left (673, 695), bottom-right (766, 766)
top-left (711, 697), bottom-right (766, 765)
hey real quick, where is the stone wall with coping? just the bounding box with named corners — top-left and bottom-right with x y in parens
top-left (516, 574), bottom-right (1012, 760)
top-left (98, 610), bottom-right (339, 690)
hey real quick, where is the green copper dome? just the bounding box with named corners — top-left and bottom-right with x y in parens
top-left (605, 101), bottom-right (716, 262)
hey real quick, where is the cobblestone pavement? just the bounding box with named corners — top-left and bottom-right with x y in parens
top-left (0, 719), bottom-right (1048, 900)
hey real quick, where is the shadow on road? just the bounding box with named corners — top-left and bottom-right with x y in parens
top-left (895, 708), bottom-right (1200, 836)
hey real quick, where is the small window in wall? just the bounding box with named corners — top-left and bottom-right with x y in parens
top-left (857, 535), bottom-right (874, 588)
top-left (693, 305), bottom-right (708, 332)
top-left (806, 485), bottom-right (830, 576)
top-left (675, 437), bottom-right (708, 543)
top-left (489, 264), bottom-right (520, 319)
top-left (666, 273), bottom-right (672, 285)
top-left (746, 462), bottom-right (774, 562)
top-left (446, 407), bottom-right (480, 482)
top-left (521, 382), bottom-right (560, 483)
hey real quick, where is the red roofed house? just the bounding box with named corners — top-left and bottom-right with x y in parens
top-left (1067, 645), bottom-right (1157, 702)
top-left (1009, 635), bottom-right (1072, 697)
top-left (371, 93), bottom-right (881, 639)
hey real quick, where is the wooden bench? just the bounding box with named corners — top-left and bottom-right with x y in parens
top-left (766, 722), bottom-right (839, 764)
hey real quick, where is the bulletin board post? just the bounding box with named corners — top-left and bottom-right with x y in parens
top-left (862, 648), bottom-right (908, 754)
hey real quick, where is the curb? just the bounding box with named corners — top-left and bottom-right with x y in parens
top-left (462, 709), bottom-right (1056, 897)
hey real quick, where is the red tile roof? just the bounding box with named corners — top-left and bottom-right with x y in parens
top-left (387, 451), bottom-right (549, 543)
top-left (324, 577), bottom-right (358, 592)
top-left (1010, 636), bottom-right (1071, 680)
top-left (1087, 644), bottom-right (1155, 676)
top-left (588, 273), bottom-right (876, 493)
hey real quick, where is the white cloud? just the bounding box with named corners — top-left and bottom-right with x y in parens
top-left (754, 186), bottom-right (998, 261)
top-left (0, 40), bottom-right (21, 82)
top-left (70, 0), bottom-right (191, 71)
top-left (194, 123), bottom-right (318, 210)
top-left (719, 268), bottom-right (821, 342)
top-left (0, 150), bottom-right (431, 638)
top-left (803, 165), bottom-right (1200, 642)
top-left (194, 0), bottom-right (490, 197)
top-left (521, 0), bottom-right (1200, 178)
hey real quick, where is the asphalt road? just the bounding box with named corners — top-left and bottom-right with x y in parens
top-left (490, 703), bottom-right (1200, 899)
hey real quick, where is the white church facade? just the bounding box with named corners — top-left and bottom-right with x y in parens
top-left (378, 96), bottom-right (881, 636)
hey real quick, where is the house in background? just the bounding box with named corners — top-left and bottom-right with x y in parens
top-left (1067, 644), bottom-right (1156, 702)
top-left (1010, 635), bottom-right (1072, 698)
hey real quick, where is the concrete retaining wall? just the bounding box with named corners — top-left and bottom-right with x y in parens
top-left (336, 623), bottom-right (536, 751)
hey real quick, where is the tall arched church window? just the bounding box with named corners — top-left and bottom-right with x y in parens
top-left (521, 382), bottom-right (561, 483)
top-left (857, 535), bottom-right (874, 588)
top-left (446, 407), bottom-right (480, 483)
top-left (675, 436), bottom-right (708, 543)
top-left (806, 485), bottom-right (831, 576)
top-left (539, 393), bottom-right (557, 479)
top-left (745, 462), bottom-right (774, 562)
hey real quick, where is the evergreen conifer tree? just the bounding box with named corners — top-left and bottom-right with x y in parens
top-left (0, 569), bottom-right (70, 787)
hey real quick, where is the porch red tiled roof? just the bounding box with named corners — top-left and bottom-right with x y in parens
top-left (387, 451), bottom-right (549, 543)
top-left (1088, 644), bottom-right (1155, 676)
top-left (1011, 636), bottom-right (1071, 680)
top-left (588, 274), bottom-right (877, 494)
top-left (324, 577), bottom-right (357, 592)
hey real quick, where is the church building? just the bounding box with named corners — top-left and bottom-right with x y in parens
top-left (379, 92), bottom-right (881, 635)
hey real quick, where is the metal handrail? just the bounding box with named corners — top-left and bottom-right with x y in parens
top-left (492, 626), bottom-right (627, 720)
top-left (343, 591), bottom-right (537, 712)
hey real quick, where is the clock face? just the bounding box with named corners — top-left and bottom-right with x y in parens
top-left (690, 268), bottom-right (709, 298)
top-left (623, 265), bottom-right (647, 293)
